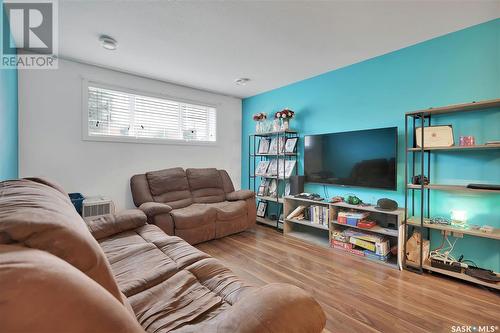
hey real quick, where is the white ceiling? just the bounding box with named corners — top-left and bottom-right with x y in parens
top-left (58, 1), bottom-right (499, 98)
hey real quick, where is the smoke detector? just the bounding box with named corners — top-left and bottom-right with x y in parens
top-left (234, 78), bottom-right (250, 86)
top-left (99, 35), bottom-right (118, 50)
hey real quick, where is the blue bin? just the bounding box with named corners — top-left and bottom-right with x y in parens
top-left (69, 193), bottom-right (84, 216)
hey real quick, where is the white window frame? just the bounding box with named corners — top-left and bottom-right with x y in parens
top-left (81, 79), bottom-right (218, 146)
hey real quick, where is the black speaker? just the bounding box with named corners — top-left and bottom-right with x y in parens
top-left (289, 176), bottom-right (304, 195)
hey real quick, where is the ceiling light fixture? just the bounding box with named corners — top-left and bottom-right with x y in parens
top-left (234, 78), bottom-right (250, 86)
top-left (99, 35), bottom-right (118, 51)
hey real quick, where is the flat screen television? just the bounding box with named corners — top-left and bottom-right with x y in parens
top-left (304, 127), bottom-right (397, 190)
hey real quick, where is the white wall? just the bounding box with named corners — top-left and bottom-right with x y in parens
top-left (19, 59), bottom-right (242, 209)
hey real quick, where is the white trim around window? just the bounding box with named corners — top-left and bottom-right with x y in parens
top-left (81, 79), bottom-right (218, 146)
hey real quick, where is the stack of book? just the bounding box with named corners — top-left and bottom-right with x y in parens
top-left (330, 228), bottom-right (390, 262)
top-left (287, 205), bottom-right (333, 227)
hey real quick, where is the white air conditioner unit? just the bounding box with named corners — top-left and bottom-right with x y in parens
top-left (82, 196), bottom-right (115, 218)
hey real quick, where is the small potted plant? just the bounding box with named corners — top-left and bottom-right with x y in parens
top-left (275, 108), bottom-right (295, 130)
top-left (253, 112), bottom-right (267, 133)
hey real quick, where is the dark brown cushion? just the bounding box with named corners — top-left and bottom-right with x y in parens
top-left (84, 210), bottom-right (147, 240)
top-left (0, 178), bottom-right (124, 305)
top-left (170, 204), bottom-right (216, 230)
top-left (0, 245), bottom-right (145, 333)
top-left (139, 202), bottom-right (173, 217)
top-left (226, 190), bottom-right (255, 201)
top-left (186, 168), bottom-right (225, 203)
top-left (146, 167), bottom-right (189, 196)
top-left (186, 168), bottom-right (222, 190)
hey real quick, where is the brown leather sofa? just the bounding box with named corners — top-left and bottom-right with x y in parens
top-left (0, 178), bottom-right (326, 333)
top-left (131, 168), bottom-right (256, 244)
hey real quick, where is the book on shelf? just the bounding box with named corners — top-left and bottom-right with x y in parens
top-left (304, 205), bottom-right (330, 227)
top-left (287, 205), bottom-right (307, 219)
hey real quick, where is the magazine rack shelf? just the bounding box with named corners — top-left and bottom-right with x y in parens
top-left (249, 130), bottom-right (299, 230)
top-left (403, 98), bottom-right (500, 290)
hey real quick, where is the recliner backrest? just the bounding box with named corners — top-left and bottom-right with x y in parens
top-left (131, 168), bottom-right (236, 208)
top-left (186, 168), bottom-right (226, 203)
top-left (146, 167), bottom-right (193, 209)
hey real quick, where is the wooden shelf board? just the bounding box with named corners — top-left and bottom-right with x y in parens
top-left (256, 195), bottom-right (284, 203)
top-left (285, 230), bottom-right (330, 247)
top-left (285, 196), bottom-right (404, 216)
top-left (406, 98), bottom-right (500, 117)
top-left (407, 143), bottom-right (500, 152)
top-left (407, 184), bottom-right (500, 193)
top-left (406, 262), bottom-right (500, 290)
top-left (331, 220), bottom-right (399, 237)
top-left (256, 216), bottom-right (281, 229)
top-left (331, 201), bottom-right (405, 217)
top-left (406, 217), bottom-right (500, 240)
top-left (284, 195), bottom-right (329, 205)
top-left (285, 218), bottom-right (329, 231)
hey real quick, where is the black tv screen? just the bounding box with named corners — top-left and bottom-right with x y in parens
top-left (304, 127), bottom-right (397, 190)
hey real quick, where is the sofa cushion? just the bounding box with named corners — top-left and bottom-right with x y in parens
top-left (207, 201), bottom-right (247, 221)
top-left (170, 204), bottom-right (217, 230)
top-left (146, 168), bottom-right (193, 209)
top-left (85, 209), bottom-right (147, 240)
top-left (109, 245), bottom-right (178, 297)
top-left (0, 178), bottom-right (124, 305)
top-left (129, 270), bottom-right (224, 332)
top-left (186, 168), bottom-right (225, 203)
top-left (0, 245), bottom-right (145, 333)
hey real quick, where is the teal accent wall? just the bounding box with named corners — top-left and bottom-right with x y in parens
top-left (242, 19), bottom-right (500, 271)
top-left (0, 0), bottom-right (19, 180)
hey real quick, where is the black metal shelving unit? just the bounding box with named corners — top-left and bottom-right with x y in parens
top-left (249, 130), bottom-right (299, 230)
top-left (403, 98), bottom-right (500, 290)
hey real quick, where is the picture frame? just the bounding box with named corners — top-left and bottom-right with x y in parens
top-left (267, 179), bottom-right (278, 197)
top-left (268, 138), bottom-right (278, 154)
top-left (256, 201), bottom-right (267, 217)
top-left (284, 137), bottom-right (298, 153)
top-left (255, 161), bottom-right (270, 176)
top-left (284, 182), bottom-right (291, 196)
top-left (284, 160), bottom-right (296, 178)
top-left (258, 138), bottom-right (271, 154)
top-left (257, 184), bottom-right (267, 196)
top-left (266, 159), bottom-right (278, 175)
top-left (278, 136), bottom-right (286, 154)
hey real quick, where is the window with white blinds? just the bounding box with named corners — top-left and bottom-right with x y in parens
top-left (86, 84), bottom-right (217, 143)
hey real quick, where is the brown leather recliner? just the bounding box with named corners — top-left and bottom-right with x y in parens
top-left (0, 178), bottom-right (326, 333)
top-left (131, 168), bottom-right (256, 244)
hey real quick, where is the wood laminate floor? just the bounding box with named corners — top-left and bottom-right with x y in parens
top-left (196, 225), bottom-right (500, 333)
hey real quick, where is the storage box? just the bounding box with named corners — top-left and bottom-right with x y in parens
top-left (69, 192), bottom-right (84, 216)
top-left (337, 215), bottom-right (347, 224)
top-left (346, 217), bottom-right (358, 226)
top-left (364, 250), bottom-right (389, 262)
top-left (331, 240), bottom-right (353, 250)
top-left (349, 237), bottom-right (376, 252)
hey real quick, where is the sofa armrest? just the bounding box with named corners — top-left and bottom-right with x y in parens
top-left (199, 283), bottom-right (326, 333)
top-left (226, 190), bottom-right (255, 201)
top-left (139, 202), bottom-right (173, 217)
top-left (85, 209), bottom-right (147, 240)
